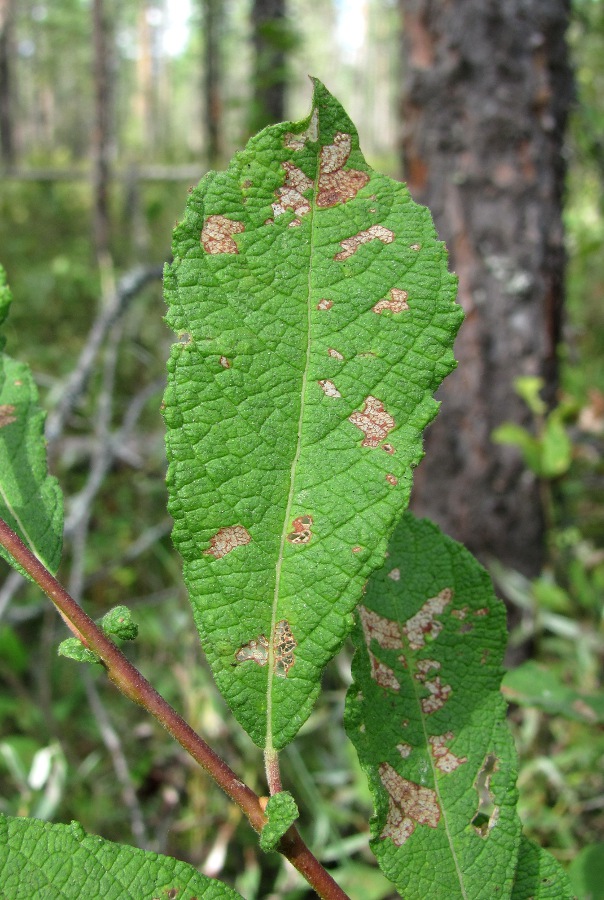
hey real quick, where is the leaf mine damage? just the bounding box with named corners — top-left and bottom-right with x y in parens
top-left (334, 225), bottom-right (395, 261)
top-left (235, 620), bottom-right (297, 678)
top-left (272, 161), bottom-right (313, 225)
top-left (316, 131), bottom-right (370, 208)
top-left (379, 762), bottom-right (440, 846)
top-left (318, 379), bottom-right (342, 398)
top-left (429, 733), bottom-right (468, 773)
top-left (204, 525), bottom-right (251, 558)
top-left (201, 214), bottom-right (245, 254)
top-left (286, 515), bottom-right (313, 545)
top-left (372, 288), bottom-right (409, 314)
top-left (472, 753), bottom-right (500, 837)
top-left (349, 396), bottom-right (395, 448)
top-left (403, 588), bottom-right (453, 650)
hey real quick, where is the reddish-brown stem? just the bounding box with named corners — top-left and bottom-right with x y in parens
top-left (0, 519), bottom-right (351, 900)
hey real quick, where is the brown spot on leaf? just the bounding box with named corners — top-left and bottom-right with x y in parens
top-left (201, 215), bottom-right (245, 254)
top-left (369, 652), bottom-right (400, 691)
top-left (317, 298), bottom-right (333, 310)
top-left (359, 605), bottom-right (403, 650)
top-left (0, 404), bottom-right (16, 428)
top-left (272, 161), bottom-right (313, 220)
top-left (352, 545), bottom-right (362, 553)
top-left (451, 606), bottom-right (469, 620)
top-left (334, 225), bottom-right (395, 261)
top-left (318, 379), bottom-right (341, 398)
top-left (388, 568), bottom-right (401, 581)
top-left (403, 588), bottom-right (452, 650)
top-left (382, 443), bottom-right (396, 455)
top-left (429, 733), bottom-right (468, 773)
top-left (204, 525), bottom-right (251, 558)
top-left (379, 762), bottom-right (440, 846)
top-left (386, 474), bottom-right (398, 486)
top-left (397, 743), bottom-right (413, 758)
top-left (410, 242), bottom-right (421, 251)
top-left (474, 607), bottom-right (489, 616)
top-left (415, 659), bottom-right (441, 681)
top-left (373, 288), bottom-right (410, 314)
top-left (420, 677), bottom-right (452, 715)
top-left (286, 515), bottom-right (313, 544)
top-left (327, 347), bottom-right (344, 360)
top-left (316, 131), bottom-right (370, 207)
top-left (274, 619), bottom-right (297, 677)
top-left (349, 396), bottom-right (395, 448)
top-left (219, 356), bottom-right (231, 368)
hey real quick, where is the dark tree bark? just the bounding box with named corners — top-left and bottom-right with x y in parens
top-left (399, 0), bottom-right (573, 576)
top-left (0, 0), bottom-right (15, 165)
top-left (92, 0), bottom-right (114, 261)
top-left (202, 0), bottom-right (222, 167)
top-left (250, 0), bottom-right (292, 133)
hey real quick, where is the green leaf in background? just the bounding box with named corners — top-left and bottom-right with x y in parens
top-left (0, 266), bottom-right (63, 575)
top-left (163, 79), bottom-right (461, 750)
top-left (0, 813), bottom-right (243, 899)
top-left (568, 843), bottom-right (604, 900)
top-left (511, 835), bottom-right (575, 899)
top-left (502, 660), bottom-right (604, 723)
top-left (0, 266), bottom-right (11, 351)
top-left (344, 513), bottom-right (521, 899)
top-left (259, 791), bottom-right (299, 852)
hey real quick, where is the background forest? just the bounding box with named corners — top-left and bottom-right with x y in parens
top-left (0, 1), bottom-right (603, 897)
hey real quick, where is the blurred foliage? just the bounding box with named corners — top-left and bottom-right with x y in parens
top-left (0, 0), bottom-right (603, 894)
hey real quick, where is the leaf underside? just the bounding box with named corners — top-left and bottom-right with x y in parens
top-left (0, 266), bottom-right (63, 575)
top-left (0, 813), bottom-right (243, 899)
top-left (345, 513), bottom-right (521, 898)
top-left (163, 79), bottom-right (461, 749)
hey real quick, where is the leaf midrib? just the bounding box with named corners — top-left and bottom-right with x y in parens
top-left (265, 125), bottom-right (320, 754)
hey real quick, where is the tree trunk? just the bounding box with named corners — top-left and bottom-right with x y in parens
top-left (399, 0), bottom-right (573, 576)
top-left (92, 0), bottom-right (114, 262)
top-left (202, 0), bottom-right (222, 167)
top-left (0, 0), bottom-right (15, 165)
top-left (250, 0), bottom-right (290, 133)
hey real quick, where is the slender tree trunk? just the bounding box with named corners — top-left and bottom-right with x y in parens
top-left (202, 0), bottom-right (222, 167)
top-left (0, 0), bottom-right (15, 165)
top-left (92, 0), bottom-right (113, 262)
top-left (400, 0), bottom-right (573, 576)
top-left (250, 0), bottom-right (289, 133)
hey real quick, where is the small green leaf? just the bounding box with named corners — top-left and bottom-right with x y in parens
top-left (58, 638), bottom-right (101, 665)
top-left (0, 813), bottom-right (243, 899)
top-left (514, 376), bottom-right (547, 416)
top-left (345, 513), bottom-right (521, 899)
top-left (502, 660), bottom-right (604, 723)
top-left (259, 791), bottom-right (299, 852)
top-left (511, 834), bottom-right (575, 899)
top-left (539, 413), bottom-right (572, 478)
top-left (0, 267), bottom-right (63, 575)
top-left (164, 79), bottom-right (461, 750)
top-left (100, 605), bottom-right (138, 642)
top-left (492, 423), bottom-right (542, 473)
top-left (568, 842), bottom-right (604, 900)
top-left (0, 266), bottom-right (11, 351)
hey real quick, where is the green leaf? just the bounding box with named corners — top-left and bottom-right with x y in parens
top-left (492, 423), bottom-right (542, 474)
top-left (0, 813), bottom-right (243, 899)
top-left (513, 376), bottom-right (547, 416)
top-left (539, 413), bottom-right (572, 478)
top-left (0, 268), bottom-right (63, 575)
top-left (568, 843), bottom-right (604, 900)
top-left (0, 266), bottom-right (11, 352)
top-left (259, 791), bottom-right (299, 852)
top-left (502, 660), bottom-right (604, 723)
top-left (344, 513), bottom-right (521, 899)
top-left (511, 835), bottom-right (575, 899)
top-left (57, 637), bottom-right (101, 665)
top-left (163, 79), bottom-right (461, 749)
top-left (100, 605), bottom-right (139, 642)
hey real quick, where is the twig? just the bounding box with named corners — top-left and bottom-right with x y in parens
top-left (0, 518), bottom-right (351, 900)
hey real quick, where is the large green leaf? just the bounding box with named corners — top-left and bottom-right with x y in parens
top-left (512, 835), bottom-right (575, 899)
top-left (163, 80), bottom-right (461, 749)
top-left (0, 813), bottom-right (242, 899)
top-left (345, 513), bottom-right (521, 898)
top-left (0, 266), bottom-right (63, 574)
